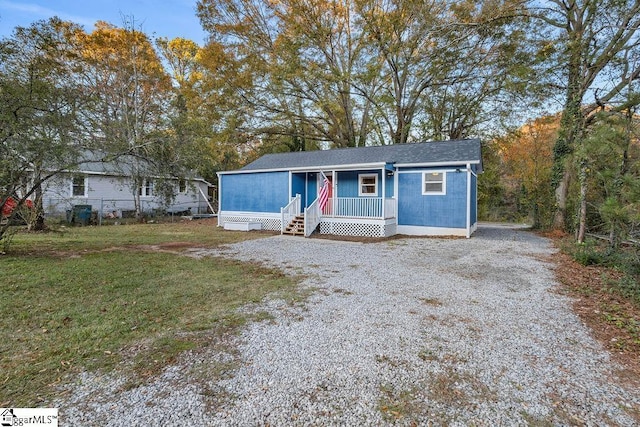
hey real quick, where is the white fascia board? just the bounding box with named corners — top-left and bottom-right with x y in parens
top-left (397, 168), bottom-right (462, 174)
top-left (64, 169), bottom-right (110, 176)
top-left (217, 162), bottom-right (387, 175)
top-left (395, 160), bottom-right (480, 168)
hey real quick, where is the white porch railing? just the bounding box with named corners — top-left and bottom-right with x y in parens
top-left (304, 197), bottom-right (321, 237)
top-left (280, 194), bottom-right (301, 233)
top-left (323, 197), bottom-right (396, 219)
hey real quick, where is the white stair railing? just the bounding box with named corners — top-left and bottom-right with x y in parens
top-left (384, 198), bottom-right (396, 219)
top-left (304, 197), bottom-right (321, 237)
top-left (280, 194), bottom-right (301, 234)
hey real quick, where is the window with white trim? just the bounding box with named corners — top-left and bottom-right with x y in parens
top-left (178, 179), bottom-right (186, 193)
top-left (358, 173), bottom-right (378, 196)
top-left (422, 171), bottom-right (446, 195)
top-left (71, 174), bottom-right (88, 197)
top-left (139, 179), bottom-right (153, 197)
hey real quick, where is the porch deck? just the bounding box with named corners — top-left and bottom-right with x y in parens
top-left (306, 197), bottom-right (397, 238)
top-left (222, 197), bottom-right (398, 238)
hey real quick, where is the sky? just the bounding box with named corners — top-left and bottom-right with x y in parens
top-left (0, 0), bottom-right (208, 44)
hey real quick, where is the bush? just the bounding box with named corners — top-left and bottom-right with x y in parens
top-left (569, 238), bottom-right (640, 303)
top-left (573, 240), bottom-right (605, 266)
top-left (615, 274), bottom-right (640, 304)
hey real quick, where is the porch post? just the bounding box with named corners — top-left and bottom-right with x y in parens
top-left (381, 166), bottom-right (386, 219)
top-left (332, 170), bottom-right (336, 218)
top-left (217, 173), bottom-right (223, 227)
top-left (466, 163), bottom-right (471, 238)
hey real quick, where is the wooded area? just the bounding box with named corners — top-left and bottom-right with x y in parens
top-left (1, 0), bottom-right (640, 256)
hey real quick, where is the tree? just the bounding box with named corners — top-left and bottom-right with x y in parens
top-left (74, 20), bottom-right (174, 217)
top-left (198, 0), bottom-right (373, 149)
top-left (1, 18), bottom-right (87, 243)
top-left (356, 0), bottom-right (453, 144)
top-left (499, 115), bottom-right (557, 228)
top-left (528, 0), bottom-right (640, 236)
top-left (420, 0), bottom-right (544, 141)
top-left (581, 110), bottom-right (640, 249)
top-left (158, 36), bottom-right (257, 187)
top-left (197, 0), bottom-right (542, 150)
top-left (157, 37), bottom-right (213, 179)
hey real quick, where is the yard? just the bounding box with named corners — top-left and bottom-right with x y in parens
top-left (0, 219), bottom-right (300, 407)
top-left (2, 221), bottom-right (639, 425)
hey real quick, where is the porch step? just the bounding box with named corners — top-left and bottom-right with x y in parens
top-left (283, 215), bottom-right (305, 236)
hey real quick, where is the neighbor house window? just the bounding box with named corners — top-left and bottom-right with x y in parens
top-left (139, 179), bottom-right (153, 197)
top-left (71, 175), bottom-right (87, 197)
top-left (358, 173), bottom-right (378, 196)
top-left (422, 171), bottom-right (446, 195)
top-left (178, 179), bottom-right (187, 193)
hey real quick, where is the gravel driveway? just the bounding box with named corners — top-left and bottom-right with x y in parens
top-left (60, 225), bottom-right (640, 425)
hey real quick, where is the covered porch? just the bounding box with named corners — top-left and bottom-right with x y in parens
top-left (282, 165), bottom-right (398, 238)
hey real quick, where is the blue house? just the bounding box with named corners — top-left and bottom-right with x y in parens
top-left (217, 139), bottom-right (482, 238)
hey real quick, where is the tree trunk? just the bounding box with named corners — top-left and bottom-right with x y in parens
top-left (576, 161), bottom-right (588, 243)
top-left (28, 181), bottom-right (47, 232)
top-left (553, 169), bottom-right (570, 229)
top-left (532, 202), bottom-right (540, 229)
top-left (134, 192), bottom-right (142, 221)
top-left (552, 15), bottom-right (585, 232)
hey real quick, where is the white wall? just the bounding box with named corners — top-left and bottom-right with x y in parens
top-left (43, 173), bottom-right (211, 217)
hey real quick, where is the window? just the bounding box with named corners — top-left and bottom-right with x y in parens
top-left (71, 175), bottom-right (87, 197)
top-left (139, 179), bottom-right (153, 197)
top-left (422, 171), bottom-right (446, 195)
top-left (178, 179), bottom-right (186, 193)
top-left (358, 173), bottom-right (378, 196)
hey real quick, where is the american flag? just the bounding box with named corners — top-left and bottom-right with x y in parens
top-left (318, 175), bottom-right (330, 212)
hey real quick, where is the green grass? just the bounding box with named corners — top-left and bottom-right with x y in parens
top-left (6, 219), bottom-right (271, 254)
top-left (0, 221), bottom-right (302, 406)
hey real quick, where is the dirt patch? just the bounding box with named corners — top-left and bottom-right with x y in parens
top-left (550, 249), bottom-right (640, 388)
top-left (154, 241), bottom-right (201, 249)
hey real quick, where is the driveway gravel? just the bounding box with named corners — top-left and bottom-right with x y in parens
top-left (58, 225), bottom-right (640, 426)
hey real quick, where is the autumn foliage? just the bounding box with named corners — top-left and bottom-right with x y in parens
top-left (496, 115), bottom-right (558, 228)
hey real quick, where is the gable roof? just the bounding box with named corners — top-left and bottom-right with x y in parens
top-left (239, 139), bottom-right (482, 173)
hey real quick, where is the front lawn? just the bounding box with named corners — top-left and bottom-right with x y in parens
top-left (0, 220), bottom-right (300, 406)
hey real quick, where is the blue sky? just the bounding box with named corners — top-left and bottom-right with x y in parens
top-left (0, 0), bottom-right (208, 44)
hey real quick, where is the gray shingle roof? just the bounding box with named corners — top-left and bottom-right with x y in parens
top-left (240, 139), bottom-right (482, 172)
top-left (69, 150), bottom-right (211, 184)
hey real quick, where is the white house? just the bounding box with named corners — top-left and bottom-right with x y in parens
top-left (42, 154), bottom-right (214, 219)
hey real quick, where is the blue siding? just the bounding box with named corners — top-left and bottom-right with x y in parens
top-left (306, 173), bottom-right (317, 207)
top-left (397, 171), bottom-right (467, 228)
top-left (337, 171), bottom-right (359, 197)
top-left (336, 170), bottom-right (384, 197)
top-left (292, 173), bottom-right (306, 202)
top-left (386, 173), bottom-right (394, 197)
top-left (221, 171), bottom-right (289, 212)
